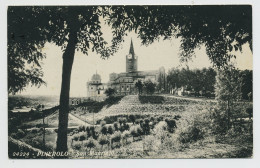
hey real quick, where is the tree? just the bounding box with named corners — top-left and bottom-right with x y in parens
top-left (144, 80), bottom-right (156, 95)
top-left (135, 80), bottom-right (143, 95)
top-left (240, 70), bottom-right (253, 100)
top-left (215, 65), bottom-right (243, 129)
top-left (8, 6), bottom-right (123, 154)
top-left (104, 88), bottom-right (116, 97)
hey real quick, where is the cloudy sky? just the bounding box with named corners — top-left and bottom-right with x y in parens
top-left (18, 24), bottom-right (253, 97)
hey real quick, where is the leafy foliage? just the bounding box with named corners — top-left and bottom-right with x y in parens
top-left (8, 6), bottom-right (124, 94)
top-left (215, 65), bottom-right (243, 129)
top-left (167, 67), bottom-right (216, 97)
top-left (105, 88), bottom-right (116, 97)
top-left (135, 80), bottom-right (143, 95)
top-left (144, 80), bottom-right (157, 95)
top-left (108, 6), bottom-right (252, 68)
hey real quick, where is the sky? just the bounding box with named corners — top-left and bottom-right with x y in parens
top-left (18, 26), bottom-right (253, 97)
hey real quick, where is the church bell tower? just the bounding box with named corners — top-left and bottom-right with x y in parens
top-left (126, 39), bottom-right (138, 72)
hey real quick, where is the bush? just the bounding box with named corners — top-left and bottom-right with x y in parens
top-left (118, 117), bottom-right (127, 126)
top-left (72, 133), bottom-right (80, 141)
top-left (86, 126), bottom-right (91, 137)
top-left (100, 126), bottom-right (107, 135)
top-left (129, 115), bottom-right (136, 124)
top-left (98, 135), bottom-right (109, 148)
top-left (72, 132), bottom-right (87, 141)
top-left (89, 126), bottom-right (98, 139)
top-left (78, 125), bottom-right (85, 132)
top-left (11, 129), bottom-right (26, 139)
top-left (111, 131), bottom-right (121, 144)
top-left (105, 88), bottom-right (116, 97)
top-left (165, 119), bottom-right (177, 133)
top-left (142, 119), bottom-right (151, 135)
top-left (72, 141), bottom-right (82, 150)
top-left (179, 126), bottom-right (204, 143)
top-left (122, 130), bottom-right (130, 142)
top-left (84, 137), bottom-right (97, 149)
top-left (113, 122), bottom-right (119, 131)
top-left (107, 125), bottom-right (114, 134)
top-left (31, 129), bottom-right (38, 134)
top-left (78, 132), bottom-right (87, 141)
top-left (120, 123), bottom-right (130, 132)
top-left (130, 125), bottom-right (143, 140)
top-left (178, 114), bottom-right (207, 144)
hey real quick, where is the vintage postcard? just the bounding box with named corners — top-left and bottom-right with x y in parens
top-left (7, 5), bottom-right (253, 159)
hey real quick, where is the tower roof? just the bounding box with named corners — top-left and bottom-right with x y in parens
top-left (91, 73), bottom-right (101, 81)
top-left (129, 38), bottom-right (135, 55)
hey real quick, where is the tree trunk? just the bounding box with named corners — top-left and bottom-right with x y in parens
top-left (227, 100), bottom-right (231, 130)
top-left (56, 29), bottom-right (78, 154)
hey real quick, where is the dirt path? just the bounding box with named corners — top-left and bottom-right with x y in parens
top-left (162, 94), bottom-right (217, 102)
top-left (68, 113), bottom-right (92, 126)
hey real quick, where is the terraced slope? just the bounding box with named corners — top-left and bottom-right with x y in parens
top-left (85, 95), bottom-right (193, 123)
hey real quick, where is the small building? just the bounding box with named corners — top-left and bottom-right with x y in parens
top-left (69, 98), bottom-right (83, 106)
top-left (86, 73), bottom-right (107, 101)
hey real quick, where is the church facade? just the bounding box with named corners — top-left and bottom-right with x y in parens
top-left (107, 39), bottom-right (165, 95)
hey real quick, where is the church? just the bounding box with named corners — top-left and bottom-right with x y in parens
top-left (86, 39), bottom-right (165, 99)
top-left (107, 39), bottom-right (165, 95)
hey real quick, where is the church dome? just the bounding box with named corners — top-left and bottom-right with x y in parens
top-left (91, 73), bottom-right (101, 81)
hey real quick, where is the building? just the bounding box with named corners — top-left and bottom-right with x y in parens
top-left (86, 73), bottom-right (107, 101)
top-left (69, 98), bottom-right (83, 106)
top-left (108, 39), bottom-right (165, 95)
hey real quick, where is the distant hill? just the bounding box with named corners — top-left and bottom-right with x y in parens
top-left (8, 95), bottom-right (59, 110)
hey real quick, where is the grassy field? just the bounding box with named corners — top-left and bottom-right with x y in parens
top-left (9, 95), bottom-right (253, 158)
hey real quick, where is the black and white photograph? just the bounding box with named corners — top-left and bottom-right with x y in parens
top-left (4, 3), bottom-right (256, 162)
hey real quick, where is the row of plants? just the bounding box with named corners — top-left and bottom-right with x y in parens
top-left (70, 115), bottom-right (180, 151)
top-left (74, 96), bottom-right (124, 113)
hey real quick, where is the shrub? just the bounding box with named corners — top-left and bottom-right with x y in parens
top-left (31, 129), bottom-right (38, 134)
top-left (111, 131), bottom-right (121, 144)
top-left (11, 129), bottom-right (26, 139)
top-left (84, 137), bottom-right (97, 149)
top-left (122, 130), bottom-right (130, 143)
top-left (129, 115), bottom-right (136, 124)
top-left (105, 88), bottom-right (116, 97)
top-left (72, 141), bottom-right (82, 150)
top-left (130, 125), bottom-right (143, 140)
top-left (89, 126), bottom-right (98, 139)
top-left (98, 135), bottom-right (109, 148)
top-left (113, 122), bottom-right (119, 131)
top-left (107, 125), bottom-right (114, 134)
top-left (178, 114), bottom-right (207, 144)
top-left (72, 133), bottom-right (80, 141)
top-left (78, 125), bottom-right (85, 132)
top-left (142, 119), bottom-right (151, 135)
top-left (100, 126), bottom-right (107, 135)
top-left (120, 123), bottom-right (130, 132)
top-left (86, 126), bottom-right (91, 137)
top-left (78, 132), bottom-right (87, 141)
top-left (165, 119), bottom-right (177, 133)
top-left (118, 117), bottom-right (127, 126)
top-left (179, 126), bottom-right (204, 143)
